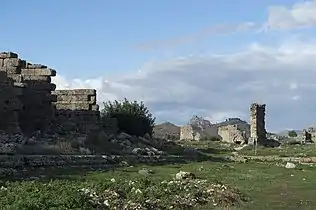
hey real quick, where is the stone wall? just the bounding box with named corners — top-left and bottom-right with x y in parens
top-left (0, 71), bottom-right (22, 133)
top-left (180, 124), bottom-right (218, 141)
top-left (218, 124), bottom-right (248, 144)
top-left (249, 103), bottom-right (266, 144)
top-left (0, 51), bottom-right (102, 136)
top-left (0, 52), bottom-right (56, 134)
top-left (52, 89), bottom-right (100, 134)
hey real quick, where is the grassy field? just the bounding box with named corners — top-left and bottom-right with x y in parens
top-left (1, 140), bottom-right (316, 209)
top-left (1, 160), bottom-right (316, 209)
top-left (181, 140), bottom-right (316, 157)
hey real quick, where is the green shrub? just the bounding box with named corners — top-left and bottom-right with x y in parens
top-left (101, 98), bottom-right (155, 137)
top-left (288, 130), bottom-right (298, 137)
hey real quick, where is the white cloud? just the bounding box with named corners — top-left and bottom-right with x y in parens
top-left (207, 111), bottom-right (247, 124)
top-left (52, 38), bottom-right (316, 132)
top-left (50, 1), bottom-right (316, 132)
top-left (264, 0), bottom-right (316, 30)
top-left (137, 1), bottom-right (316, 51)
top-left (291, 95), bottom-right (301, 101)
top-left (136, 22), bottom-right (259, 51)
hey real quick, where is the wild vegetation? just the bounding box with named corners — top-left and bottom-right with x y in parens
top-left (101, 98), bottom-right (155, 137)
top-left (2, 99), bottom-right (316, 209)
top-left (1, 150), bottom-right (316, 209)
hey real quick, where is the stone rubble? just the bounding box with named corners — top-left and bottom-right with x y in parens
top-left (77, 172), bottom-right (246, 209)
top-left (285, 162), bottom-right (296, 169)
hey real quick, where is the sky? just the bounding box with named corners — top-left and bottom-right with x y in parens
top-left (2, 0), bottom-right (316, 132)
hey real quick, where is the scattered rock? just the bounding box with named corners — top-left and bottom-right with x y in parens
top-left (175, 171), bottom-right (196, 180)
top-left (138, 168), bottom-right (153, 175)
top-left (285, 162), bottom-right (296, 169)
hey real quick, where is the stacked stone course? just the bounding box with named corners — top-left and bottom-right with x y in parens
top-left (0, 71), bottom-right (22, 133)
top-left (0, 51), bottom-right (100, 135)
top-left (52, 89), bottom-right (100, 133)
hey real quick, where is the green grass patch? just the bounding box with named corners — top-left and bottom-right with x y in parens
top-left (239, 144), bottom-right (316, 157)
top-left (1, 160), bottom-right (316, 209)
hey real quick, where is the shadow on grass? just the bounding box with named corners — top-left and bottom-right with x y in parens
top-left (197, 147), bottom-right (233, 155)
top-left (2, 154), bottom-right (231, 182)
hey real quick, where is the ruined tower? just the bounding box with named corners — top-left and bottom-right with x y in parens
top-left (249, 103), bottom-right (266, 144)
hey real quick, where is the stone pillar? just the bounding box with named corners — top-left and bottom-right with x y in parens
top-left (249, 103), bottom-right (266, 144)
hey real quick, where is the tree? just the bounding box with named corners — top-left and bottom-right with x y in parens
top-left (288, 130), bottom-right (298, 137)
top-left (101, 98), bottom-right (155, 137)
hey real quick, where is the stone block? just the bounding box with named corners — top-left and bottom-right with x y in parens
top-left (0, 66), bottom-right (21, 74)
top-left (0, 52), bottom-right (18, 59)
top-left (19, 60), bottom-right (27, 68)
top-left (24, 82), bottom-right (56, 91)
top-left (22, 75), bottom-right (51, 83)
top-left (26, 63), bottom-right (48, 69)
top-left (7, 74), bottom-right (23, 83)
top-left (21, 68), bottom-right (56, 76)
top-left (56, 94), bottom-right (89, 102)
top-left (55, 103), bottom-right (91, 110)
top-left (0, 59), bottom-right (3, 67)
top-left (3, 58), bottom-right (21, 67)
top-left (53, 89), bottom-right (96, 96)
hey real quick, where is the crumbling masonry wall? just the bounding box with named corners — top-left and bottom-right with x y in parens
top-left (249, 103), bottom-right (266, 144)
top-left (302, 127), bottom-right (316, 143)
top-left (52, 89), bottom-right (100, 134)
top-left (0, 52), bottom-right (56, 134)
top-left (0, 71), bottom-right (23, 133)
top-left (0, 52), bottom-right (100, 135)
top-left (218, 124), bottom-right (248, 144)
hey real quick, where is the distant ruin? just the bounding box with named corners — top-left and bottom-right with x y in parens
top-left (249, 103), bottom-right (266, 144)
top-left (0, 52), bottom-right (100, 135)
top-left (218, 124), bottom-right (248, 144)
top-left (302, 127), bottom-right (316, 143)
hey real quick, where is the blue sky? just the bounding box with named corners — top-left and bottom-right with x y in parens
top-left (1, 0), bottom-right (300, 78)
top-left (2, 0), bottom-right (316, 131)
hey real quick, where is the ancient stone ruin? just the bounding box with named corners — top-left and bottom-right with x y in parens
top-left (249, 103), bottom-right (266, 144)
top-left (218, 124), bottom-right (248, 144)
top-left (302, 127), bottom-right (316, 143)
top-left (179, 116), bottom-right (251, 143)
top-left (52, 89), bottom-right (100, 134)
top-left (0, 52), bottom-right (100, 135)
top-left (180, 116), bottom-right (219, 140)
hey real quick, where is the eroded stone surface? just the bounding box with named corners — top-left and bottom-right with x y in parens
top-left (218, 124), bottom-right (248, 144)
top-left (0, 52), bottom-right (102, 135)
top-left (249, 103), bottom-right (266, 145)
